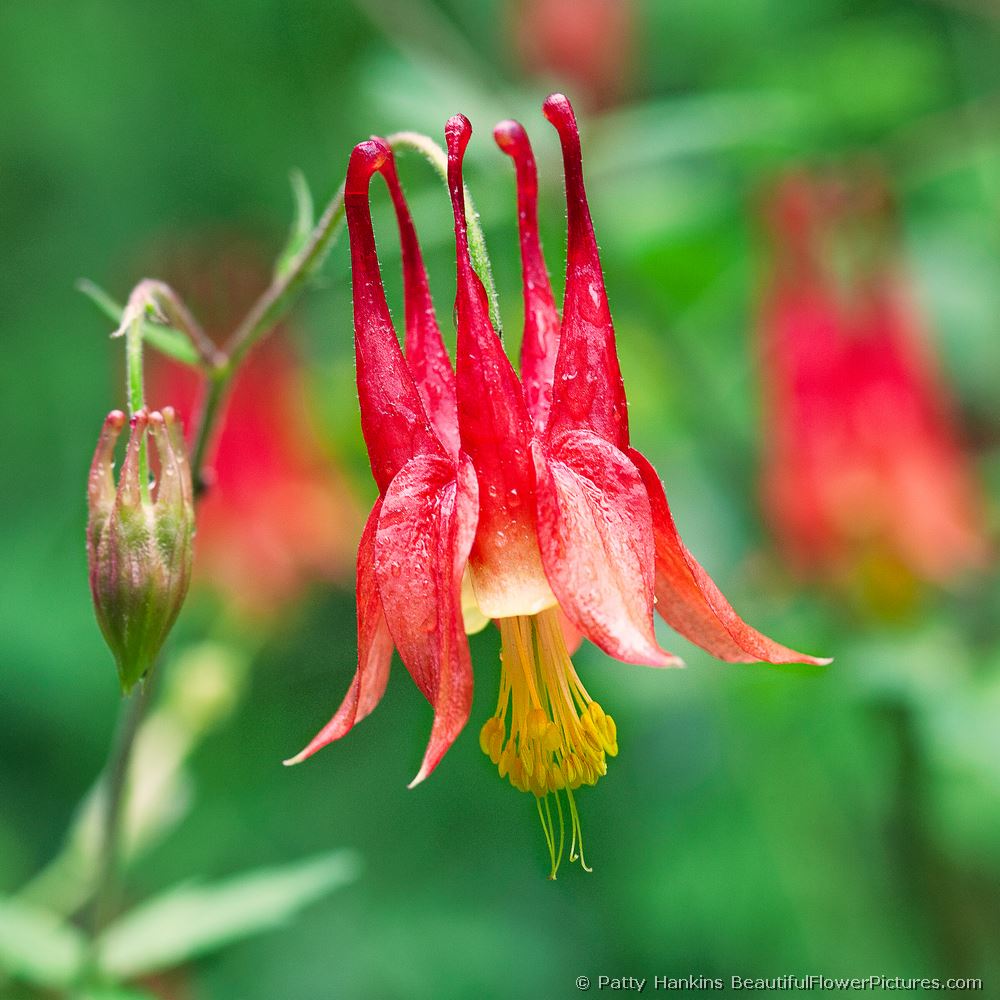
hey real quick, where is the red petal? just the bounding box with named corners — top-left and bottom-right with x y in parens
top-left (345, 139), bottom-right (444, 494)
top-left (446, 115), bottom-right (552, 617)
top-left (533, 430), bottom-right (680, 667)
top-left (629, 447), bottom-right (831, 665)
top-left (494, 119), bottom-right (560, 430)
top-left (374, 452), bottom-right (480, 785)
top-left (381, 151), bottom-right (460, 458)
top-left (284, 500), bottom-right (395, 765)
top-left (542, 93), bottom-right (629, 450)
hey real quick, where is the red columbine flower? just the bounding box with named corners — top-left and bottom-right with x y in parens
top-left (759, 171), bottom-right (986, 591)
top-left (290, 95), bottom-right (826, 876)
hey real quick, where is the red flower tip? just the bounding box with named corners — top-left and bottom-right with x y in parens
top-left (445, 113), bottom-right (472, 158)
top-left (542, 92), bottom-right (576, 133)
top-left (445, 114), bottom-right (474, 251)
top-left (345, 138), bottom-right (391, 195)
top-left (542, 92), bottom-right (590, 243)
top-left (493, 118), bottom-right (530, 159)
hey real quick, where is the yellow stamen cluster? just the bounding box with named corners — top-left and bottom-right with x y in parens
top-left (479, 608), bottom-right (618, 877)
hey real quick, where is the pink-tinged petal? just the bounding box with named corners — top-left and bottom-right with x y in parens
top-left (284, 500), bottom-right (395, 765)
top-left (629, 447), bottom-right (831, 665)
top-left (381, 151), bottom-right (460, 458)
top-left (345, 139), bottom-right (444, 494)
top-left (494, 119), bottom-right (560, 429)
top-left (374, 452), bottom-right (480, 785)
top-left (542, 93), bottom-right (629, 450)
top-left (446, 115), bottom-right (553, 618)
top-left (533, 429), bottom-right (681, 667)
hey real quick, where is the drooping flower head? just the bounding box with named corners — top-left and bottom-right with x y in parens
top-left (759, 170), bottom-right (986, 595)
top-left (290, 95), bottom-right (827, 876)
top-left (88, 407), bottom-right (194, 693)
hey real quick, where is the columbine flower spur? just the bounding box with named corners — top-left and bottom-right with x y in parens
top-left (288, 94), bottom-right (828, 876)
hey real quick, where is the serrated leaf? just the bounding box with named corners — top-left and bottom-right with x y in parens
top-left (99, 850), bottom-right (360, 978)
top-left (0, 896), bottom-right (86, 987)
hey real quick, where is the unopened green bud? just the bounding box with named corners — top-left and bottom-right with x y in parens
top-left (87, 407), bottom-right (194, 693)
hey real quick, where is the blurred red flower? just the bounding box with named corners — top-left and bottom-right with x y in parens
top-left (146, 240), bottom-right (361, 617)
top-left (510, 0), bottom-right (634, 111)
top-left (759, 172), bottom-right (986, 590)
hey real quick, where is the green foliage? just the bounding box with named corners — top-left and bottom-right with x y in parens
top-left (0, 898), bottom-right (85, 989)
top-left (98, 850), bottom-right (360, 979)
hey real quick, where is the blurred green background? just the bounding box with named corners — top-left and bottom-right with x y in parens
top-left (2, 0), bottom-right (999, 997)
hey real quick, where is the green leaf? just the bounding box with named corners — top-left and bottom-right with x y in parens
top-left (99, 850), bottom-right (360, 978)
top-left (274, 169), bottom-right (316, 279)
top-left (76, 279), bottom-right (202, 367)
top-left (0, 896), bottom-right (86, 988)
top-left (138, 323), bottom-right (201, 367)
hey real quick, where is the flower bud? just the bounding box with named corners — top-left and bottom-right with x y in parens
top-left (88, 407), bottom-right (195, 693)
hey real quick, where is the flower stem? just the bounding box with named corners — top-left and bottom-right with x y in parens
top-left (123, 312), bottom-right (150, 500)
top-left (225, 181), bottom-right (345, 371)
top-left (189, 367), bottom-right (229, 497)
top-left (82, 175), bottom-right (349, 969)
top-left (87, 677), bottom-right (154, 968)
top-left (187, 181), bottom-right (347, 491)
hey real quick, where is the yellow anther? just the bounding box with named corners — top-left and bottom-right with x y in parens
top-left (527, 707), bottom-right (549, 740)
top-left (479, 720), bottom-right (491, 756)
top-left (543, 722), bottom-right (562, 753)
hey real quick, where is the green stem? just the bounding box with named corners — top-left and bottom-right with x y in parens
top-left (189, 368), bottom-right (229, 497)
top-left (87, 677), bottom-right (154, 975)
top-left (224, 182), bottom-right (346, 373)
top-left (123, 316), bottom-right (150, 500)
top-left (77, 176), bottom-right (348, 942)
top-left (186, 181), bottom-right (348, 491)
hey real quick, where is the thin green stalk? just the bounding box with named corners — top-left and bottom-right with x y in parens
top-left (185, 181), bottom-right (348, 490)
top-left (224, 181), bottom-right (346, 373)
top-left (189, 368), bottom-right (229, 497)
top-left (86, 677), bottom-right (154, 976)
top-left (123, 316), bottom-right (149, 500)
